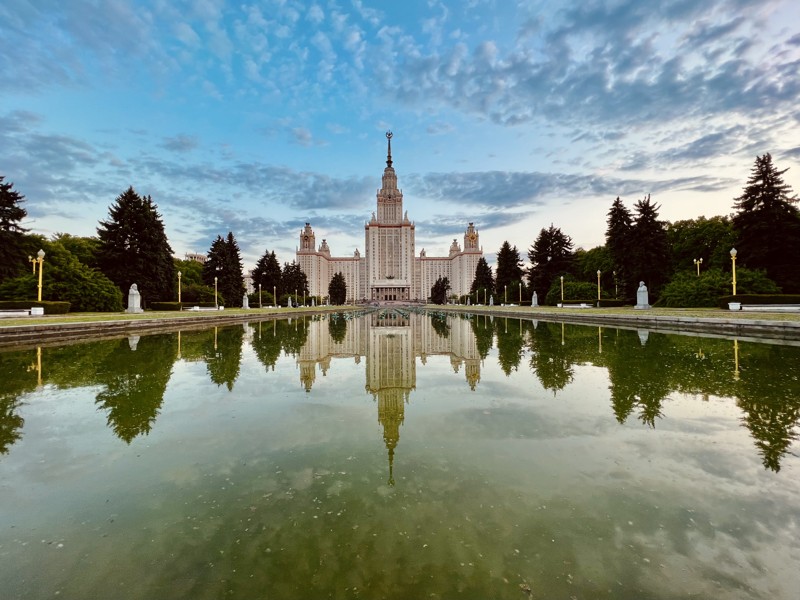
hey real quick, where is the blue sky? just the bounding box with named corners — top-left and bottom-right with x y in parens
top-left (2, 0), bottom-right (799, 270)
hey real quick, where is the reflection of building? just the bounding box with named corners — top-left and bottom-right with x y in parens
top-left (297, 133), bottom-right (484, 302)
top-left (297, 311), bottom-right (481, 484)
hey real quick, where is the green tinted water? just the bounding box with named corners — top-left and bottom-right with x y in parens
top-left (1, 311), bottom-right (798, 599)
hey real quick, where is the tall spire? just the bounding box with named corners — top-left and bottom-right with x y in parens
top-left (386, 131), bottom-right (393, 167)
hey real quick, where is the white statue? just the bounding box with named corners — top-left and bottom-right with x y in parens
top-left (126, 283), bottom-right (143, 313)
top-left (635, 281), bottom-right (650, 310)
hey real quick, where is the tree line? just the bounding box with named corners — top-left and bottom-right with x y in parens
top-left (1, 153), bottom-right (798, 309)
top-left (446, 153), bottom-right (798, 306)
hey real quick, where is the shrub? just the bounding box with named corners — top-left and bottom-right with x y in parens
top-left (657, 268), bottom-right (780, 308)
top-left (0, 300), bottom-right (71, 314)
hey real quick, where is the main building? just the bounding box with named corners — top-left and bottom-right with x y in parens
top-left (297, 133), bottom-right (483, 303)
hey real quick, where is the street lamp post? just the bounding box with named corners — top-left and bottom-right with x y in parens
top-left (258, 283), bottom-right (262, 308)
top-left (295, 288), bottom-right (298, 307)
top-left (177, 271), bottom-right (182, 303)
top-left (694, 258), bottom-right (703, 276)
top-left (597, 270), bottom-right (601, 301)
top-left (560, 275), bottom-right (564, 304)
top-left (613, 270), bottom-right (618, 298)
top-left (504, 284), bottom-right (507, 305)
top-left (730, 248), bottom-right (737, 295)
top-left (31, 249), bottom-right (45, 301)
top-left (273, 285), bottom-right (276, 307)
top-left (214, 276), bottom-right (218, 308)
top-left (303, 290), bottom-right (306, 307)
top-left (519, 282), bottom-right (522, 305)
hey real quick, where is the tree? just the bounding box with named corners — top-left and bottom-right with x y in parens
top-left (53, 233), bottom-right (100, 269)
top-left (0, 235), bottom-right (123, 311)
top-left (665, 216), bottom-right (736, 274)
top-left (528, 225), bottom-right (573, 300)
top-left (495, 241), bottom-right (524, 298)
top-left (329, 272), bottom-right (347, 304)
top-left (430, 276), bottom-right (450, 304)
top-left (732, 153), bottom-right (800, 292)
top-left (252, 250), bottom-right (282, 300)
top-left (281, 260), bottom-right (308, 304)
top-left (96, 187), bottom-right (175, 303)
top-left (470, 256), bottom-right (494, 300)
top-left (628, 194), bottom-right (669, 298)
top-left (0, 176), bottom-right (29, 283)
top-left (202, 233), bottom-right (245, 307)
top-left (606, 197), bottom-right (634, 297)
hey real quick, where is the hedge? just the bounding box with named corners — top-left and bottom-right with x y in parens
top-left (0, 300), bottom-right (71, 314)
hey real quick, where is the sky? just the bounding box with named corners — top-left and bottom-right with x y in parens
top-left (2, 0), bottom-right (800, 271)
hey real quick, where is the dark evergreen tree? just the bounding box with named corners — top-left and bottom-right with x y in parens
top-left (470, 256), bottom-right (494, 299)
top-left (629, 195), bottom-right (670, 297)
top-left (0, 176), bottom-right (29, 283)
top-left (495, 241), bottom-right (524, 298)
top-left (202, 235), bottom-right (228, 305)
top-left (527, 225), bottom-right (573, 301)
top-left (96, 187), bottom-right (175, 303)
top-left (281, 260), bottom-right (308, 304)
top-left (328, 272), bottom-right (347, 304)
top-left (605, 197), bottom-right (634, 298)
top-left (732, 153), bottom-right (800, 292)
top-left (252, 250), bottom-right (282, 301)
top-left (202, 232), bottom-right (245, 307)
top-left (430, 276), bottom-right (450, 304)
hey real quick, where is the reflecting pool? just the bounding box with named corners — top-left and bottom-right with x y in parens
top-left (1, 311), bottom-right (799, 599)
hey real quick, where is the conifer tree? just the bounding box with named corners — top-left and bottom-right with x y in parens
top-left (527, 225), bottom-right (573, 299)
top-left (495, 241), bottom-right (524, 298)
top-left (0, 176), bottom-right (29, 283)
top-left (203, 232), bottom-right (245, 306)
top-left (733, 153), bottom-right (800, 292)
top-left (280, 261), bottom-right (308, 303)
top-left (430, 276), bottom-right (450, 304)
top-left (605, 196), bottom-right (634, 297)
top-left (628, 194), bottom-right (669, 296)
top-left (96, 187), bottom-right (175, 303)
top-left (328, 272), bottom-right (347, 304)
top-left (470, 257), bottom-right (494, 297)
top-left (252, 250), bottom-right (282, 301)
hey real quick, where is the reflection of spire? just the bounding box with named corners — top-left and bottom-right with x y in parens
top-left (377, 388), bottom-right (406, 486)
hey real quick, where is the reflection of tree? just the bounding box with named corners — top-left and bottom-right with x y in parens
top-left (204, 326), bottom-right (244, 391)
top-left (328, 313), bottom-right (348, 343)
top-left (528, 322), bottom-right (575, 393)
top-left (95, 334), bottom-right (177, 443)
top-left (495, 318), bottom-right (524, 375)
top-left (0, 395), bottom-right (24, 454)
top-left (469, 315), bottom-right (494, 359)
top-left (733, 344), bottom-right (800, 472)
top-left (604, 330), bottom-right (673, 428)
top-left (430, 314), bottom-right (450, 339)
top-left (280, 317), bottom-right (309, 356)
top-left (0, 350), bottom-right (36, 454)
top-left (251, 321), bottom-right (283, 372)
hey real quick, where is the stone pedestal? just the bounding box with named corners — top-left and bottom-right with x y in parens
top-left (242, 294), bottom-right (249, 309)
top-left (532, 291), bottom-right (538, 307)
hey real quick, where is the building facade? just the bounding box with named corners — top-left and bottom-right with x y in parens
top-left (297, 133), bottom-right (483, 303)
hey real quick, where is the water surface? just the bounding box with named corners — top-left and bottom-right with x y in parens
top-left (1, 311), bottom-right (798, 599)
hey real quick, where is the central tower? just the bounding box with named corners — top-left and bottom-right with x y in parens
top-left (376, 131), bottom-right (403, 223)
top-left (365, 132), bottom-right (415, 302)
